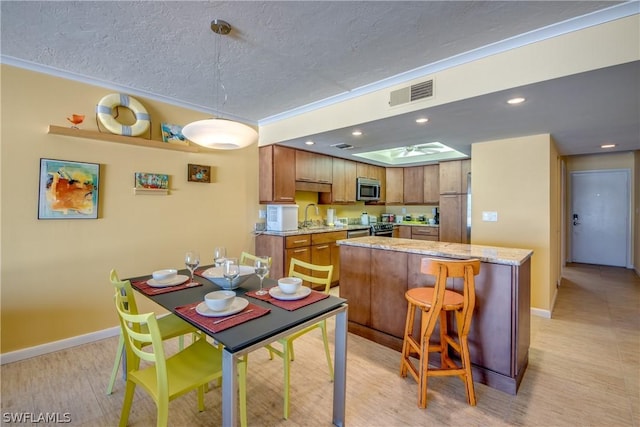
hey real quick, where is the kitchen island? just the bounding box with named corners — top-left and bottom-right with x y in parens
top-left (338, 236), bottom-right (533, 395)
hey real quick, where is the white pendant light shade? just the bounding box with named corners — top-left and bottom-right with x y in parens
top-left (182, 118), bottom-right (258, 150)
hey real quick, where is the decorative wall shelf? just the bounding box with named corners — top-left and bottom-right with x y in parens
top-left (133, 188), bottom-right (169, 196)
top-left (47, 125), bottom-right (199, 153)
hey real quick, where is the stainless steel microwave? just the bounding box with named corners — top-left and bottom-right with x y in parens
top-left (356, 177), bottom-right (381, 201)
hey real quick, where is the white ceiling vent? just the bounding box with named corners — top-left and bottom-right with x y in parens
top-left (389, 79), bottom-right (434, 107)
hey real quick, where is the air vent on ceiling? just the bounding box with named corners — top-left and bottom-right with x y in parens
top-left (389, 78), bottom-right (434, 107)
top-left (331, 143), bottom-right (354, 150)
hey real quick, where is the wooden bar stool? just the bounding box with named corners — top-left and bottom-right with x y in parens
top-left (399, 258), bottom-right (481, 408)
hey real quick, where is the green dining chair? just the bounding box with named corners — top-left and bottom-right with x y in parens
top-left (106, 269), bottom-right (197, 395)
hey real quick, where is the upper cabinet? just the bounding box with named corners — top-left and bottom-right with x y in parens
top-left (320, 158), bottom-right (357, 204)
top-left (423, 164), bottom-right (440, 204)
top-left (439, 159), bottom-right (471, 194)
top-left (403, 166), bottom-right (424, 204)
top-left (295, 150), bottom-right (332, 184)
top-left (385, 168), bottom-right (404, 204)
top-left (259, 145), bottom-right (296, 204)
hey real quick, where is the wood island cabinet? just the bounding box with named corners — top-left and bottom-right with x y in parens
top-left (385, 168), bottom-right (404, 204)
top-left (319, 158), bottom-right (357, 204)
top-left (259, 145), bottom-right (296, 204)
top-left (255, 230), bottom-right (347, 289)
top-left (339, 242), bottom-right (531, 395)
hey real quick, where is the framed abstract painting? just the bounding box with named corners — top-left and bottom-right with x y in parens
top-left (38, 158), bottom-right (100, 219)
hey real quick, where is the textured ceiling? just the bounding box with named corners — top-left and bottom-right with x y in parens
top-left (1, 1), bottom-right (638, 163)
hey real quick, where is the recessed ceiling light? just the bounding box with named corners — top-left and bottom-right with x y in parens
top-left (601, 144), bottom-right (616, 149)
top-left (352, 130), bottom-right (363, 136)
top-left (415, 118), bottom-right (429, 124)
top-left (305, 140), bottom-right (315, 145)
top-left (507, 97), bottom-right (526, 105)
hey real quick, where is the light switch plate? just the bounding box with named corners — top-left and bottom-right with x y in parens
top-left (482, 211), bottom-right (498, 222)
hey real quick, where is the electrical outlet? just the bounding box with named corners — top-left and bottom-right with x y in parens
top-left (482, 211), bottom-right (498, 222)
top-left (258, 209), bottom-right (266, 219)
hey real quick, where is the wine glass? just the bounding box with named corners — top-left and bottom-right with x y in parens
top-left (214, 246), bottom-right (227, 268)
top-left (223, 257), bottom-right (240, 289)
top-left (184, 250), bottom-right (200, 285)
top-left (254, 256), bottom-right (270, 296)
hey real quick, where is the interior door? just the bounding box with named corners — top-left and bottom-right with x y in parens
top-left (570, 170), bottom-right (629, 267)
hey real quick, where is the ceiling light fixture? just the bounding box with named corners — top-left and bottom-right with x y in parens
top-left (305, 140), bottom-right (315, 145)
top-left (352, 130), bottom-right (363, 136)
top-left (415, 118), bottom-right (429, 124)
top-left (181, 20), bottom-right (258, 150)
top-left (507, 97), bottom-right (526, 105)
top-left (601, 143), bottom-right (616, 148)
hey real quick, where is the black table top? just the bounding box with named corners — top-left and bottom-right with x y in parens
top-left (129, 266), bottom-right (347, 353)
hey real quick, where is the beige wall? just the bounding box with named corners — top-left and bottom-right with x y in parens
top-left (471, 135), bottom-right (559, 313)
top-left (565, 151), bottom-right (637, 271)
top-left (1, 65), bottom-right (261, 352)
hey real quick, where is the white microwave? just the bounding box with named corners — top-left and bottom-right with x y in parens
top-left (356, 178), bottom-right (381, 202)
top-left (266, 205), bottom-right (299, 232)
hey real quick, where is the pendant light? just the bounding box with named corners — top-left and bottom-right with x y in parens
top-left (182, 19), bottom-right (258, 150)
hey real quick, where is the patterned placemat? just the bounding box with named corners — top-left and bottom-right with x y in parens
top-left (175, 301), bottom-right (270, 333)
top-left (245, 287), bottom-right (330, 311)
top-left (131, 278), bottom-right (202, 295)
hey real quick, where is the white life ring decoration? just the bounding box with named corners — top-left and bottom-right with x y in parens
top-left (95, 93), bottom-right (150, 137)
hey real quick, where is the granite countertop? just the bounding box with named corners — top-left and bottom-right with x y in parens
top-left (396, 221), bottom-right (439, 228)
top-left (258, 224), bottom-right (370, 237)
top-left (337, 236), bottom-right (533, 266)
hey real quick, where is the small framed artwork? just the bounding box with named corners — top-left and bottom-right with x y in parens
top-left (161, 123), bottom-right (187, 145)
top-left (188, 164), bottom-right (211, 183)
top-left (134, 172), bottom-right (169, 195)
top-left (38, 158), bottom-right (100, 219)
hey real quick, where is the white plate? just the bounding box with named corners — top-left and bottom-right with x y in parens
top-left (147, 274), bottom-right (189, 288)
top-left (269, 286), bottom-right (312, 301)
top-left (195, 297), bottom-right (249, 317)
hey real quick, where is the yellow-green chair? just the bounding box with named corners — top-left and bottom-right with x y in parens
top-left (265, 258), bottom-right (334, 419)
top-left (107, 269), bottom-right (197, 395)
top-left (239, 251), bottom-right (272, 272)
top-left (115, 291), bottom-right (248, 427)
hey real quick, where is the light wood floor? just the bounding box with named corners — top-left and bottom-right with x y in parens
top-left (2, 263), bottom-right (638, 426)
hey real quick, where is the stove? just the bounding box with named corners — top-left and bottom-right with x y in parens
top-left (371, 222), bottom-right (394, 237)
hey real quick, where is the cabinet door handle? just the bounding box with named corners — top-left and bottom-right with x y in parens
top-left (293, 239), bottom-right (308, 244)
top-left (292, 249), bottom-right (308, 254)
top-left (315, 245), bottom-right (329, 250)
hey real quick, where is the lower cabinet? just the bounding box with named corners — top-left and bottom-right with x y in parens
top-left (256, 231), bottom-right (347, 289)
top-left (410, 226), bottom-right (439, 241)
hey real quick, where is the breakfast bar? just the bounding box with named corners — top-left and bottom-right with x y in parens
top-left (338, 236), bottom-right (533, 395)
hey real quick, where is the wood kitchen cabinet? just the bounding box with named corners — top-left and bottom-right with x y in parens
top-left (423, 164), bottom-right (440, 204)
top-left (295, 150), bottom-right (332, 184)
top-left (411, 226), bottom-right (439, 241)
top-left (319, 158), bottom-right (357, 204)
top-left (403, 166), bottom-right (424, 204)
top-left (259, 145), bottom-right (296, 204)
top-left (397, 225), bottom-right (412, 239)
top-left (439, 159), bottom-right (471, 243)
top-left (255, 230), bottom-right (347, 289)
top-left (385, 168), bottom-right (404, 204)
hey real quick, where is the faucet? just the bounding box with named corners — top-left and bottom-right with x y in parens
top-left (303, 203), bottom-right (319, 228)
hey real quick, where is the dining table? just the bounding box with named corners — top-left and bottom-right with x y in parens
top-left (128, 265), bottom-right (348, 427)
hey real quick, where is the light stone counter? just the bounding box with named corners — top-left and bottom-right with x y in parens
top-left (337, 236), bottom-right (532, 266)
top-left (258, 224), bottom-right (370, 237)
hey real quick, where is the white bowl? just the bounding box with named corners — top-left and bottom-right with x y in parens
top-left (152, 269), bottom-right (178, 283)
top-left (278, 277), bottom-right (303, 294)
top-left (205, 290), bottom-right (236, 311)
top-left (202, 265), bottom-right (254, 290)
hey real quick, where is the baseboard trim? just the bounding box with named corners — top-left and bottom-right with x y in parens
top-left (1, 326), bottom-right (120, 365)
top-left (531, 307), bottom-right (552, 319)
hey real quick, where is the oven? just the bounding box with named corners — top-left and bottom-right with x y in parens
top-left (370, 223), bottom-right (394, 237)
top-left (347, 228), bottom-right (371, 238)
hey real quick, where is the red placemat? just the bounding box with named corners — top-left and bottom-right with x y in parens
top-left (245, 287), bottom-right (330, 311)
top-left (175, 301), bottom-right (270, 333)
top-left (131, 278), bottom-right (202, 296)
